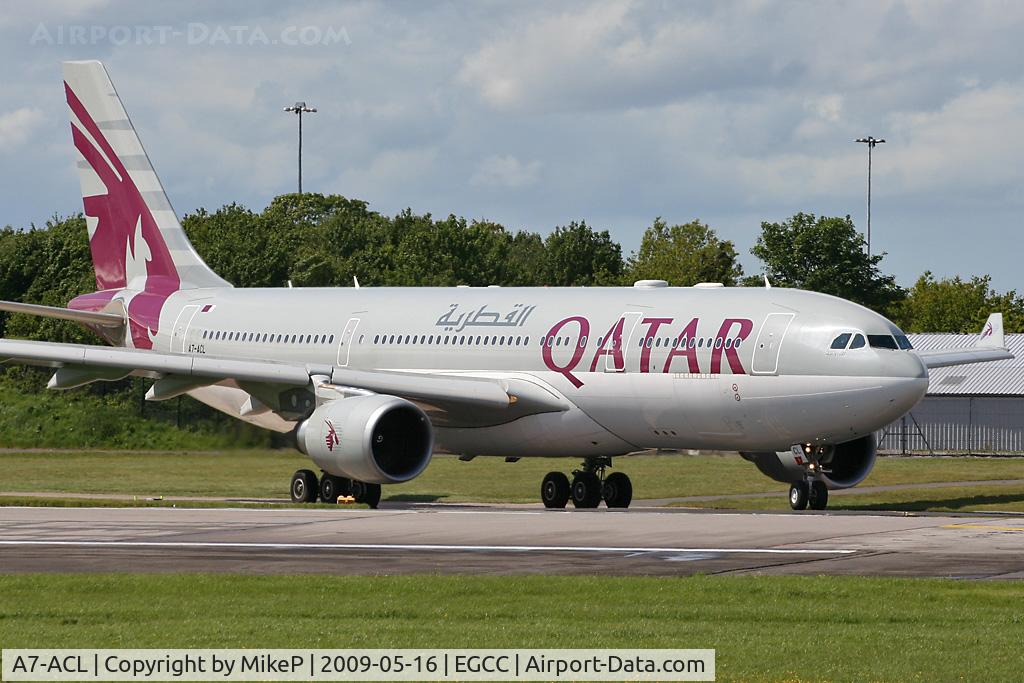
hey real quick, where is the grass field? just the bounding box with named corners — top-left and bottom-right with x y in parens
top-left (2, 449), bottom-right (1024, 511)
top-left (0, 573), bottom-right (1022, 682)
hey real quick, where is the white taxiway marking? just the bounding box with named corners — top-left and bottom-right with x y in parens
top-left (0, 540), bottom-right (855, 555)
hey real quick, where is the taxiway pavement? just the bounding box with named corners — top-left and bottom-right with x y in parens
top-left (2, 505), bottom-right (1024, 578)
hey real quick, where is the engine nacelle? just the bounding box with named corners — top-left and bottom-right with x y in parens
top-left (740, 434), bottom-right (877, 490)
top-left (296, 394), bottom-right (433, 484)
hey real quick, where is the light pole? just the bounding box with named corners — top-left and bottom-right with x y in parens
top-left (284, 101), bottom-right (317, 194)
top-left (855, 136), bottom-right (885, 255)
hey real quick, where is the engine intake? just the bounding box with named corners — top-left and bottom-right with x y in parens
top-left (741, 434), bottom-right (877, 490)
top-left (297, 394), bottom-right (433, 484)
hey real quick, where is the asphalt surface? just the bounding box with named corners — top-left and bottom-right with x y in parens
top-left (2, 505), bottom-right (1024, 578)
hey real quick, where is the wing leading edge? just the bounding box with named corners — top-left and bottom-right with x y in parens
top-left (0, 338), bottom-right (568, 427)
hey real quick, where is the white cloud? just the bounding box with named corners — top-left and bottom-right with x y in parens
top-left (470, 155), bottom-right (542, 189)
top-left (0, 108), bottom-right (43, 151)
top-left (888, 83), bottom-right (1024, 200)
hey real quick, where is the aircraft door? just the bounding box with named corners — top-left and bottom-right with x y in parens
top-left (171, 305), bottom-right (200, 353)
top-left (336, 317), bottom-right (360, 367)
top-left (750, 312), bottom-right (795, 375)
top-left (604, 312), bottom-right (644, 372)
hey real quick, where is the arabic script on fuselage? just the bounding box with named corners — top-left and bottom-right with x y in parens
top-left (435, 303), bottom-right (537, 333)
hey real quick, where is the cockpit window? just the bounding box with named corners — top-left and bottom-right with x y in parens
top-left (868, 334), bottom-right (899, 350)
top-left (895, 335), bottom-right (913, 350)
top-left (849, 334), bottom-right (866, 349)
top-left (830, 333), bottom-right (851, 350)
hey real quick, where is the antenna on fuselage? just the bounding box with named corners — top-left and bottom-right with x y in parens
top-left (353, 276), bottom-right (360, 289)
top-left (763, 275), bottom-right (772, 289)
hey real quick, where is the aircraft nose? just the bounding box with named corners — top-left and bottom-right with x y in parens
top-left (891, 375), bottom-right (929, 418)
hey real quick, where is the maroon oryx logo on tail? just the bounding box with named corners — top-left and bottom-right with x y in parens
top-left (65, 82), bottom-right (180, 350)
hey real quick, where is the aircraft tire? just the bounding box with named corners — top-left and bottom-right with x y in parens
top-left (788, 481), bottom-right (809, 510)
top-left (541, 472), bottom-right (571, 508)
top-left (319, 474), bottom-right (350, 504)
top-left (290, 469), bottom-right (320, 504)
top-left (808, 481), bottom-right (829, 510)
top-left (352, 480), bottom-right (382, 509)
top-left (571, 472), bottom-right (602, 509)
top-left (602, 472), bottom-right (633, 509)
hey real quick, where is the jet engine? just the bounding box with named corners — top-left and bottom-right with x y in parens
top-left (296, 394), bottom-right (433, 484)
top-left (740, 434), bottom-right (877, 490)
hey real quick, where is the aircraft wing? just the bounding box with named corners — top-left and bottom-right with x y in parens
top-left (0, 338), bottom-right (567, 428)
top-left (915, 313), bottom-right (1014, 369)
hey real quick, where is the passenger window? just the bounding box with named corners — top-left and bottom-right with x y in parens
top-left (329, 335), bottom-right (335, 343)
top-left (830, 333), bottom-right (852, 350)
top-left (850, 334), bottom-right (866, 349)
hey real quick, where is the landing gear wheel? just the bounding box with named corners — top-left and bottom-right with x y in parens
top-left (808, 481), bottom-right (829, 510)
top-left (541, 472), bottom-right (571, 508)
top-left (319, 474), bottom-right (350, 504)
top-left (351, 480), bottom-right (382, 509)
top-left (602, 472), bottom-right (633, 509)
top-left (788, 481), bottom-right (809, 511)
top-left (290, 469), bottom-right (319, 503)
top-left (571, 472), bottom-right (602, 509)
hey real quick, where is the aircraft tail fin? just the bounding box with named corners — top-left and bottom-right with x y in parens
top-left (62, 60), bottom-right (230, 292)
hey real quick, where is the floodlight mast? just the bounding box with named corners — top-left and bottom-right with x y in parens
top-left (284, 102), bottom-right (317, 194)
top-left (855, 136), bottom-right (885, 255)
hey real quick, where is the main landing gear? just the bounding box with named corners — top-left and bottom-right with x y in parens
top-left (788, 479), bottom-right (829, 511)
top-left (289, 469), bottom-right (381, 508)
top-left (540, 457), bottom-right (633, 509)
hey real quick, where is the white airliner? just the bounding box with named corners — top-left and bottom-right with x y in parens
top-left (0, 61), bottom-right (1012, 510)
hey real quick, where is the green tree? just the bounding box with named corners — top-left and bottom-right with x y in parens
top-left (892, 272), bottom-right (1024, 333)
top-left (627, 218), bottom-right (743, 286)
top-left (542, 221), bottom-right (624, 286)
top-left (750, 213), bottom-right (904, 313)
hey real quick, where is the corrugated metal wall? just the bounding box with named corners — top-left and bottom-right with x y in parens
top-left (879, 397), bottom-right (1024, 454)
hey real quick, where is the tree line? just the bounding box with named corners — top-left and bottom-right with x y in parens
top-left (2, 192), bottom-right (1021, 338)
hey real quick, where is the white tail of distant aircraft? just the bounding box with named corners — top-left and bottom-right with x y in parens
top-left (0, 61), bottom-right (1013, 510)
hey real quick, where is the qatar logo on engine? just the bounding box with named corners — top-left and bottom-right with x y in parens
top-left (325, 420), bottom-right (340, 452)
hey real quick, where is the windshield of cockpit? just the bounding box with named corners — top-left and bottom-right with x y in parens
top-left (830, 332), bottom-right (913, 351)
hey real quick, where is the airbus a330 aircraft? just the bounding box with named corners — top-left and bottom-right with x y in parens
top-left (0, 61), bottom-right (1012, 510)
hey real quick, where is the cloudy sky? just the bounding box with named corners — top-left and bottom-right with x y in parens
top-left (1, 0), bottom-right (1022, 289)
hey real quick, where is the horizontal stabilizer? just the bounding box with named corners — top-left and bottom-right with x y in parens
top-left (0, 300), bottom-right (124, 327)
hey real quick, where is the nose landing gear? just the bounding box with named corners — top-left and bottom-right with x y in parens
top-left (540, 457), bottom-right (633, 509)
